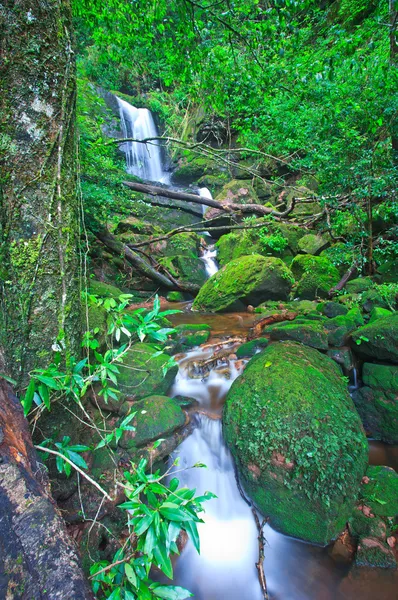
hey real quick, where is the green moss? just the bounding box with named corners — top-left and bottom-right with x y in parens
top-left (158, 255), bottom-right (207, 287)
top-left (362, 466), bottom-right (398, 518)
top-left (193, 254), bottom-right (294, 312)
top-left (89, 280), bottom-right (124, 298)
top-left (223, 341), bottom-right (368, 545)
top-left (166, 291), bottom-right (186, 302)
top-left (368, 307), bottom-right (393, 323)
top-left (173, 323), bottom-right (211, 350)
top-left (297, 233), bottom-right (330, 255)
top-left (324, 307), bottom-right (364, 347)
top-left (262, 321), bottom-right (328, 350)
top-left (352, 386), bottom-right (398, 443)
top-left (291, 255), bottom-right (340, 300)
top-left (351, 314), bottom-right (398, 363)
top-left (363, 363), bottom-right (398, 393)
top-left (321, 302), bottom-right (348, 318)
top-left (236, 338), bottom-right (269, 358)
top-left (116, 343), bottom-right (178, 400)
top-left (345, 277), bottom-right (374, 294)
top-left (119, 395), bottom-right (185, 449)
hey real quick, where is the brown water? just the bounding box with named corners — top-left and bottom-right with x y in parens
top-left (167, 308), bottom-right (397, 599)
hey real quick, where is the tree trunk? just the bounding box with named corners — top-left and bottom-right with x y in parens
top-left (0, 380), bottom-right (94, 599)
top-left (123, 181), bottom-right (296, 218)
top-left (0, 0), bottom-right (81, 387)
top-left (390, 0), bottom-right (398, 160)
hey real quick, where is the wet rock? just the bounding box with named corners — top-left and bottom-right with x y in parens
top-left (351, 386), bottom-right (398, 443)
top-left (321, 301), bottom-right (348, 318)
top-left (173, 323), bottom-right (211, 351)
top-left (327, 346), bottom-right (355, 373)
top-left (297, 233), bottom-right (330, 255)
top-left (236, 337), bottom-right (269, 358)
top-left (324, 307), bottom-right (364, 347)
top-left (223, 341), bottom-right (368, 545)
top-left (330, 529), bottom-right (356, 565)
top-left (117, 343), bottom-right (178, 400)
top-left (119, 395), bottom-right (186, 449)
top-left (355, 537), bottom-right (396, 569)
top-left (351, 314), bottom-right (398, 363)
top-left (361, 466), bottom-right (398, 518)
top-left (192, 254), bottom-right (294, 312)
top-left (262, 321), bottom-right (328, 350)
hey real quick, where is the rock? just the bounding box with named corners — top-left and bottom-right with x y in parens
top-left (327, 347), bottom-right (355, 373)
top-left (89, 280), bottom-right (124, 298)
top-left (361, 288), bottom-right (396, 313)
top-left (297, 233), bottom-right (330, 255)
top-left (116, 343), bottom-right (178, 400)
top-left (114, 216), bottom-right (159, 236)
top-left (345, 277), bottom-right (374, 294)
top-left (362, 465), bottom-right (398, 518)
top-left (262, 321), bottom-right (328, 350)
top-left (351, 314), bottom-right (398, 363)
top-left (236, 338), bottom-right (269, 358)
top-left (215, 179), bottom-right (259, 205)
top-left (330, 529), bottom-right (356, 565)
top-left (192, 255), bottom-right (294, 312)
top-left (173, 323), bottom-right (211, 350)
top-left (290, 255), bottom-right (340, 300)
top-left (172, 395), bottom-right (199, 409)
top-left (119, 396), bottom-right (186, 449)
top-left (223, 341), bottom-right (368, 545)
top-left (166, 291), bottom-right (186, 302)
top-left (368, 307), bottom-right (393, 323)
top-left (324, 307), bottom-right (364, 347)
top-left (355, 537), bottom-right (396, 569)
top-left (362, 363), bottom-right (398, 393)
top-left (321, 301), bottom-right (348, 318)
top-left (352, 386), bottom-right (398, 444)
top-left (158, 255), bottom-right (207, 287)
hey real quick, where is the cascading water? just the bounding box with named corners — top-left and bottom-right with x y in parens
top-left (201, 244), bottom-right (219, 278)
top-left (116, 96), bottom-right (168, 183)
top-left (168, 347), bottom-right (263, 600)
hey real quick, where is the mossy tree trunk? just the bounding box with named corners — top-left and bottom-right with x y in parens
top-left (0, 0), bottom-right (81, 386)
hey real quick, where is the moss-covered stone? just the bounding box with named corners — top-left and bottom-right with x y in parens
top-left (297, 233), bottom-right (330, 255)
top-left (327, 347), bottom-right (355, 373)
top-left (345, 277), bottom-right (374, 294)
top-left (158, 255), bottom-right (207, 287)
top-left (166, 291), bottom-right (186, 302)
top-left (89, 280), bottom-right (124, 298)
top-left (215, 179), bottom-right (259, 204)
top-left (368, 307), bottom-right (393, 323)
top-left (174, 323), bottom-right (211, 350)
top-left (119, 396), bottom-right (186, 449)
top-left (360, 285), bottom-right (398, 313)
top-left (363, 363), bottom-right (398, 393)
top-left (116, 343), bottom-right (178, 400)
top-left (351, 314), bottom-right (398, 363)
top-left (193, 255), bottom-right (294, 312)
top-left (362, 465), bottom-right (398, 518)
top-left (262, 321), bottom-right (328, 350)
top-left (291, 255), bottom-right (340, 300)
top-left (236, 338), bottom-right (269, 358)
top-left (324, 307), bottom-right (364, 347)
top-left (322, 302), bottom-right (348, 318)
top-left (223, 342), bottom-right (368, 545)
top-left (351, 386), bottom-right (398, 443)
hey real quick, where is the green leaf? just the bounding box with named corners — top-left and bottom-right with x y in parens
top-left (159, 506), bottom-right (192, 522)
top-left (0, 373), bottom-right (17, 385)
top-left (152, 585), bottom-right (193, 599)
top-left (144, 525), bottom-right (157, 557)
top-left (153, 544), bottom-right (173, 579)
top-left (22, 379), bottom-right (36, 416)
top-left (35, 375), bottom-right (61, 390)
top-left (125, 562), bottom-right (137, 588)
top-left (183, 520), bottom-right (200, 554)
top-left (134, 513), bottom-right (154, 536)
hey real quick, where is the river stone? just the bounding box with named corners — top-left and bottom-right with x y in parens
top-left (116, 343), bottom-right (178, 400)
top-left (192, 255), bottom-right (294, 312)
top-left (297, 233), bottom-right (330, 255)
top-left (324, 307), bottom-right (364, 347)
top-left (223, 341), bottom-right (368, 545)
top-left (173, 323), bottom-right (211, 350)
top-left (351, 314), bottom-right (398, 363)
top-left (236, 337), bottom-right (269, 358)
top-left (119, 396), bottom-right (186, 449)
top-left (262, 321), bottom-right (328, 350)
top-left (322, 302), bottom-right (348, 318)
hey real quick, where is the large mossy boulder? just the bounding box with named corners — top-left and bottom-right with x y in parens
top-left (215, 179), bottom-right (259, 205)
top-left (324, 307), bottom-right (364, 347)
top-left (116, 343), bottom-right (178, 400)
top-left (192, 255), bottom-right (294, 312)
top-left (297, 233), bottom-right (330, 255)
top-left (158, 255), bottom-right (207, 287)
top-left (262, 321), bottom-right (328, 350)
top-left (223, 342), bottom-right (368, 545)
top-left (291, 255), bottom-right (340, 300)
top-left (351, 314), bottom-right (398, 363)
top-left (119, 396), bottom-right (186, 449)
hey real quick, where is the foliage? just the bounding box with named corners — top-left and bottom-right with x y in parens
top-left (90, 456), bottom-right (215, 599)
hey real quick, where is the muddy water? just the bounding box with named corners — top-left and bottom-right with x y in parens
top-left (167, 310), bottom-right (397, 600)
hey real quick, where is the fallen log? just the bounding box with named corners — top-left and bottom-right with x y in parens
top-left (248, 311), bottom-right (298, 340)
top-left (123, 181), bottom-right (296, 218)
top-left (0, 379), bottom-right (93, 599)
top-left (328, 263), bottom-right (359, 297)
top-left (88, 220), bottom-right (201, 294)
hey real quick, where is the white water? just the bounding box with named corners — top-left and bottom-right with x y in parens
top-left (201, 244), bottom-right (219, 278)
top-left (116, 96), bottom-right (169, 183)
top-left (169, 348), bottom-right (262, 600)
top-left (199, 186), bottom-right (213, 217)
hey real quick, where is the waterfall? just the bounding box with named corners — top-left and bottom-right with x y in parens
top-left (199, 186), bottom-right (213, 216)
top-left (201, 244), bottom-right (219, 277)
top-left (116, 96), bottom-right (168, 183)
top-left (169, 347), bottom-right (262, 600)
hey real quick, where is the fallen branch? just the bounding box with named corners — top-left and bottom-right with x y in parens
top-left (123, 180), bottom-right (296, 219)
top-left (248, 311), bottom-right (298, 340)
top-left (328, 263), bottom-right (359, 297)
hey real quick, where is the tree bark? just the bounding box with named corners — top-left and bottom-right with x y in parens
top-left (123, 181), bottom-right (296, 218)
top-left (0, 380), bottom-right (93, 599)
top-left (0, 0), bottom-right (81, 386)
top-left (89, 219), bottom-right (201, 294)
top-left (390, 0), bottom-right (398, 160)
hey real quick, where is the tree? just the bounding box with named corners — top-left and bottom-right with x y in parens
top-left (0, 0), bottom-right (81, 387)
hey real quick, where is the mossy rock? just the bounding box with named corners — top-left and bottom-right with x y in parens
top-left (114, 217), bottom-right (160, 236)
top-left (159, 232), bottom-right (201, 258)
top-left (345, 277), bottom-right (374, 294)
top-left (85, 304), bottom-right (108, 339)
top-left (362, 466), bottom-right (398, 518)
top-left (324, 307), bottom-right (364, 347)
top-left (116, 343), bottom-right (178, 400)
top-left (215, 179), bottom-right (259, 205)
top-left (291, 255), bottom-right (340, 300)
top-left (89, 280), bottom-right (124, 298)
top-left (158, 255), bottom-right (207, 287)
top-left (236, 338), bottom-right (269, 358)
top-left (320, 243), bottom-right (353, 276)
top-left (327, 347), bottom-right (355, 373)
top-left (173, 323), bottom-right (211, 350)
top-left (363, 363), bottom-right (398, 394)
top-left (172, 163), bottom-right (206, 184)
top-left (351, 314), bottom-right (398, 363)
top-left (368, 307), bottom-right (393, 323)
top-left (262, 321), bottom-right (328, 350)
top-left (377, 259), bottom-right (398, 284)
top-left (192, 255), bottom-right (295, 312)
top-left (166, 291), bottom-right (186, 302)
top-left (351, 386), bottom-right (398, 443)
top-left (360, 286), bottom-right (397, 313)
top-left (198, 173), bottom-right (229, 195)
top-left (297, 233), bottom-right (330, 255)
top-left (223, 342), bottom-right (368, 545)
top-left (119, 396), bottom-right (186, 449)
top-left (322, 302), bottom-right (348, 318)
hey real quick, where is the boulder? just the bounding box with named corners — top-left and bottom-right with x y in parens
top-left (297, 233), bottom-right (330, 255)
top-left (119, 395), bottom-right (186, 449)
top-left (368, 307), bottom-right (393, 323)
top-left (173, 323), bottom-right (211, 350)
top-left (351, 314), bottom-right (398, 363)
top-left (327, 347), bottom-right (355, 374)
top-left (89, 280), bottom-right (123, 298)
top-left (291, 255), bottom-right (340, 300)
top-left (345, 277), bottom-right (374, 294)
top-left (324, 307), bottom-right (364, 347)
top-left (116, 343), bottom-right (178, 400)
top-left (236, 338), bottom-right (269, 358)
top-left (215, 179), bottom-right (259, 205)
top-left (192, 255), bottom-right (294, 312)
top-left (158, 255), bottom-right (207, 287)
top-left (262, 321), bottom-right (328, 350)
top-left (223, 342), bottom-right (368, 545)
top-left (321, 301), bottom-right (348, 318)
